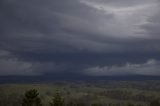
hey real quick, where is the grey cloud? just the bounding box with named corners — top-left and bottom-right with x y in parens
top-left (0, 0), bottom-right (114, 53)
top-left (1, 0), bottom-right (160, 53)
top-left (84, 59), bottom-right (160, 76)
top-left (140, 10), bottom-right (160, 39)
top-left (0, 0), bottom-right (160, 76)
top-left (0, 51), bottom-right (34, 75)
top-left (0, 50), bottom-right (74, 75)
top-left (82, 0), bottom-right (158, 7)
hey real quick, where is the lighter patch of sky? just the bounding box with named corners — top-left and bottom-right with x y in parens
top-left (80, 0), bottom-right (159, 38)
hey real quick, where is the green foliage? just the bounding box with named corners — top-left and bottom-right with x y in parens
top-left (22, 89), bottom-right (42, 106)
top-left (127, 103), bottom-right (134, 106)
top-left (136, 105), bottom-right (142, 106)
top-left (150, 99), bottom-right (160, 106)
top-left (1, 81), bottom-right (160, 106)
top-left (50, 92), bottom-right (64, 106)
top-left (91, 103), bottom-right (102, 106)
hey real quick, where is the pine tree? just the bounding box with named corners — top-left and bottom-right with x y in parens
top-left (50, 92), bottom-right (64, 106)
top-left (22, 89), bottom-right (42, 106)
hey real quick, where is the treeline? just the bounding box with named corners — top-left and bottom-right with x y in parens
top-left (99, 90), bottom-right (156, 102)
top-left (0, 89), bottom-right (160, 106)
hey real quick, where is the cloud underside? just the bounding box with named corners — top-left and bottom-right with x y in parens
top-left (84, 59), bottom-right (160, 76)
top-left (0, 0), bottom-right (160, 76)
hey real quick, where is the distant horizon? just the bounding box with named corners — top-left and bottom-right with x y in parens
top-left (1, 74), bottom-right (160, 84)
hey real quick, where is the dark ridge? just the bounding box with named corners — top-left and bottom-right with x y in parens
top-left (0, 74), bottom-right (160, 84)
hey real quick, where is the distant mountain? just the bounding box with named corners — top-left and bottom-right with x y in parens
top-left (0, 74), bottom-right (160, 83)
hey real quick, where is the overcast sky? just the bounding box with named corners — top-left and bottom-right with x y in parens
top-left (0, 0), bottom-right (160, 76)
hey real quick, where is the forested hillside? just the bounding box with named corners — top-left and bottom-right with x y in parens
top-left (0, 81), bottom-right (160, 106)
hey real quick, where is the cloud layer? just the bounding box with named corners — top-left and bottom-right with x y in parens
top-left (84, 59), bottom-right (160, 76)
top-left (0, 0), bottom-right (160, 76)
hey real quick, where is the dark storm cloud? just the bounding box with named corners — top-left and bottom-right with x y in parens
top-left (0, 0), bottom-right (160, 76)
top-left (0, 0), bottom-right (115, 53)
